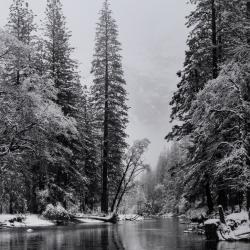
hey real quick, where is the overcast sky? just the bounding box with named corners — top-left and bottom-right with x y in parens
top-left (0, 0), bottom-right (192, 168)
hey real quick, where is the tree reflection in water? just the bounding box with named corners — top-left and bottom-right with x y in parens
top-left (101, 225), bottom-right (126, 250)
top-left (0, 220), bottom-right (249, 250)
top-left (0, 224), bottom-right (126, 250)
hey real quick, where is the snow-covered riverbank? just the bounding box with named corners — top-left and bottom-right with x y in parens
top-left (205, 211), bottom-right (250, 241)
top-left (118, 214), bottom-right (144, 221)
top-left (0, 213), bottom-right (146, 229)
top-left (0, 214), bottom-right (55, 228)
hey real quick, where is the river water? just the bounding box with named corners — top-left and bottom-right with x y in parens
top-left (0, 218), bottom-right (249, 250)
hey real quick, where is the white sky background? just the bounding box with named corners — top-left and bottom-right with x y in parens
top-left (0, 0), bottom-right (192, 168)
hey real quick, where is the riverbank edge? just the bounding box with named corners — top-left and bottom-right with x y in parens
top-left (0, 214), bottom-right (115, 229)
top-left (0, 213), bottom-right (146, 229)
top-left (0, 214), bottom-right (55, 228)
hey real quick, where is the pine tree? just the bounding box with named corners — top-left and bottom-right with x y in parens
top-left (0, 29), bottom-right (76, 212)
top-left (0, 0), bottom-right (94, 213)
top-left (44, 0), bottom-right (81, 117)
top-left (5, 0), bottom-right (35, 85)
top-left (167, 0), bottom-right (250, 212)
top-left (42, 0), bottom-right (87, 208)
top-left (91, 0), bottom-right (128, 213)
top-left (185, 0), bottom-right (250, 210)
top-left (7, 0), bottom-right (35, 44)
top-left (2, 0), bottom-right (38, 212)
top-left (165, 0), bottom-right (221, 212)
top-left (76, 86), bottom-right (100, 211)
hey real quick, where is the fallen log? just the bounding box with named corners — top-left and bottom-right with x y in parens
top-left (74, 212), bottom-right (118, 224)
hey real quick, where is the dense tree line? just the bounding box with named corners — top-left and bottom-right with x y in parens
top-left (165, 0), bottom-right (250, 214)
top-left (137, 142), bottom-right (188, 215)
top-left (0, 0), bottom-right (147, 215)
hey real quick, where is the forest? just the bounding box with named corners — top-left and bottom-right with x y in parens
top-left (140, 0), bottom-right (250, 217)
top-left (0, 0), bottom-right (250, 222)
top-left (0, 0), bottom-right (151, 216)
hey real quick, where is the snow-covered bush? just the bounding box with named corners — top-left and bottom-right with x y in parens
top-left (67, 201), bottom-right (80, 215)
top-left (42, 203), bottom-right (71, 221)
top-left (36, 189), bottom-right (50, 213)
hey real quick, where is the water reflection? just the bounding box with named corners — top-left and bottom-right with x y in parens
top-left (0, 224), bottom-right (126, 250)
top-left (0, 219), bottom-right (249, 250)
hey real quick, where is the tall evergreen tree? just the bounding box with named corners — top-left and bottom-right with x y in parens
top-left (5, 0), bottom-right (35, 85)
top-left (43, 0), bottom-right (87, 208)
top-left (44, 0), bottom-right (81, 116)
top-left (76, 86), bottom-right (100, 211)
top-left (165, 0), bottom-right (223, 212)
top-left (91, 0), bottom-right (128, 213)
top-left (0, 0), bottom-right (99, 213)
top-left (167, 0), bottom-right (250, 212)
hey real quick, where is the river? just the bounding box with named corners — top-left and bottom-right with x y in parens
top-left (0, 218), bottom-right (249, 250)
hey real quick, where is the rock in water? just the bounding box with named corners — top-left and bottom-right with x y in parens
top-left (204, 219), bottom-right (220, 240)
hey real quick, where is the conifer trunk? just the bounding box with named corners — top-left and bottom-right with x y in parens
top-left (218, 189), bottom-right (228, 211)
top-left (92, 0), bottom-right (128, 213)
top-left (211, 0), bottom-right (218, 79)
top-left (218, 205), bottom-right (226, 224)
top-left (247, 1), bottom-right (250, 43)
top-left (206, 181), bottom-right (214, 213)
top-left (9, 196), bottom-right (14, 214)
top-left (246, 1), bottom-right (250, 211)
top-left (101, 15), bottom-right (109, 214)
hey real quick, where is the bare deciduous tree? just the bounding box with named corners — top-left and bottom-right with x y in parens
top-left (111, 138), bottom-right (150, 212)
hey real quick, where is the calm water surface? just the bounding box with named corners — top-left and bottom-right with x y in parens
top-left (0, 219), bottom-right (249, 250)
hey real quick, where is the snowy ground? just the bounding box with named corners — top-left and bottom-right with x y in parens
top-left (162, 213), bottom-right (174, 218)
top-left (0, 214), bottom-right (55, 228)
top-left (75, 217), bottom-right (105, 224)
top-left (205, 211), bottom-right (250, 241)
top-left (118, 214), bottom-right (144, 221)
top-left (226, 211), bottom-right (249, 223)
top-left (0, 213), bottom-right (145, 228)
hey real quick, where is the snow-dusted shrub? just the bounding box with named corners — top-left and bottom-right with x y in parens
top-left (36, 189), bottom-right (50, 212)
top-left (42, 203), bottom-right (71, 220)
top-left (67, 202), bottom-right (79, 215)
top-left (138, 202), bottom-right (154, 216)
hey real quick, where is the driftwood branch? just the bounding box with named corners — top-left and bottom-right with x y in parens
top-left (74, 212), bottom-right (117, 224)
